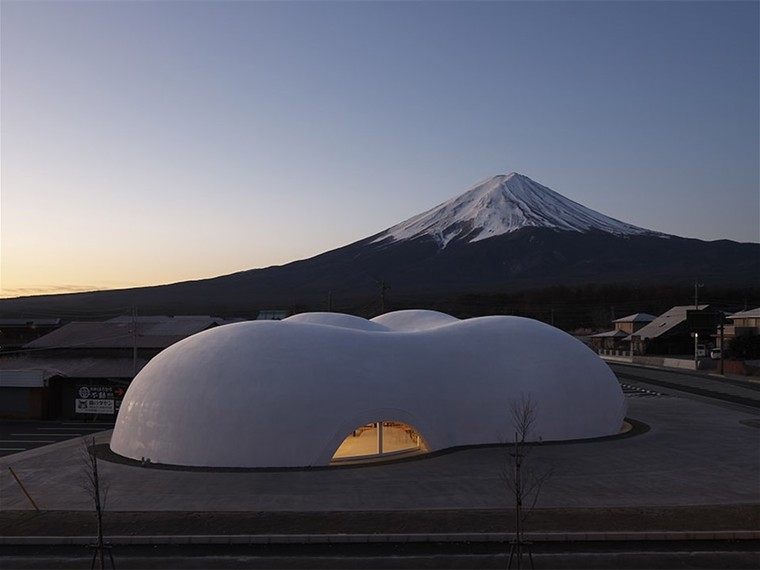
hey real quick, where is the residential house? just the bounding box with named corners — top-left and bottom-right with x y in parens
top-left (715, 307), bottom-right (760, 357)
top-left (590, 313), bottom-right (655, 353)
top-left (629, 305), bottom-right (718, 356)
top-left (725, 307), bottom-right (760, 337)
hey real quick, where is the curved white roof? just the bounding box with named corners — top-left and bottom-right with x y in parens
top-left (110, 310), bottom-right (626, 468)
top-left (285, 312), bottom-right (390, 331)
top-left (371, 309), bottom-right (460, 331)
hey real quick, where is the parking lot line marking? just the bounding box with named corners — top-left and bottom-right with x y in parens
top-left (0, 440), bottom-right (56, 444)
top-left (11, 433), bottom-right (82, 437)
top-left (38, 427), bottom-right (103, 431)
top-left (0, 448), bottom-right (26, 451)
top-left (59, 422), bottom-right (114, 425)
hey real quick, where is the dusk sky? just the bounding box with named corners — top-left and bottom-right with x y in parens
top-left (1, 0), bottom-right (758, 299)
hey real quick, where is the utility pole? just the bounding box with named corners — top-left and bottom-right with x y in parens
top-left (718, 313), bottom-right (725, 375)
top-left (131, 306), bottom-right (138, 378)
top-left (694, 281), bottom-right (704, 309)
top-left (379, 280), bottom-right (390, 315)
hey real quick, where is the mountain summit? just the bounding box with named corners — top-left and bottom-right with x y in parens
top-left (374, 172), bottom-right (661, 248)
top-left (1, 171), bottom-right (757, 317)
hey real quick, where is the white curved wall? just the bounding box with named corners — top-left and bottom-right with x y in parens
top-left (110, 311), bottom-right (626, 468)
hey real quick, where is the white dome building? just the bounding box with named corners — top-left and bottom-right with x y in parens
top-left (110, 310), bottom-right (626, 468)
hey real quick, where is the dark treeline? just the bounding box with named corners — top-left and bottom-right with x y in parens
top-left (4, 282), bottom-right (757, 334)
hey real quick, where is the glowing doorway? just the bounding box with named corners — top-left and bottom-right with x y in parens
top-left (331, 421), bottom-right (429, 463)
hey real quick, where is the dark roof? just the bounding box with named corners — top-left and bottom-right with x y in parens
top-left (727, 308), bottom-right (760, 320)
top-left (0, 318), bottom-right (61, 326)
top-left (0, 355), bottom-right (150, 379)
top-left (590, 330), bottom-right (628, 338)
top-left (633, 305), bottom-right (709, 340)
top-left (23, 316), bottom-right (228, 350)
top-left (612, 313), bottom-right (656, 323)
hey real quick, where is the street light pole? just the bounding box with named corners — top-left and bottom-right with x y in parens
top-left (691, 332), bottom-right (699, 370)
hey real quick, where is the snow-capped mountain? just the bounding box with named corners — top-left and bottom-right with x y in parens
top-left (374, 172), bottom-right (661, 248)
top-left (1, 172), bottom-right (757, 317)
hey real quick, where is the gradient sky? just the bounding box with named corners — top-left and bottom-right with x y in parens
top-left (1, 0), bottom-right (758, 298)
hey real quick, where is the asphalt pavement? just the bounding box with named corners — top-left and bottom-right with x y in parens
top-left (1, 366), bottom-right (759, 568)
top-left (0, 419), bottom-right (115, 458)
top-left (4, 540), bottom-right (760, 569)
top-left (1, 368), bottom-right (758, 513)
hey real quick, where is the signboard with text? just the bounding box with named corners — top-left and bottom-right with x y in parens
top-left (75, 385), bottom-right (120, 415)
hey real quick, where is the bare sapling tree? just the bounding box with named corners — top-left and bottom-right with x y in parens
top-left (501, 393), bottom-right (554, 570)
top-left (80, 436), bottom-right (114, 569)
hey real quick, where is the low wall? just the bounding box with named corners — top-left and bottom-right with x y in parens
top-left (598, 353), bottom-right (632, 363)
top-left (599, 354), bottom-right (716, 371)
top-left (723, 360), bottom-right (760, 376)
top-left (599, 352), bottom-right (760, 375)
top-left (635, 356), bottom-right (708, 371)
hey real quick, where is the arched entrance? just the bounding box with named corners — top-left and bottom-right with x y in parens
top-left (331, 421), bottom-right (429, 463)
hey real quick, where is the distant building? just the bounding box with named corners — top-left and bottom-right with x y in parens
top-left (256, 310), bottom-right (289, 320)
top-left (725, 308), bottom-right (760, 336)
top-left (0, 315), bottom-right (229, 419)
top-left (715, 307), bottom-right (760, 354)
top-left (630, 305), bottom-right (717, 356)
top-left (612, 313), bottom-right (657, 335)
top-left (590, 313), bottom-right (655, 352)
top-left (0, 318), bottom-right (62, 352)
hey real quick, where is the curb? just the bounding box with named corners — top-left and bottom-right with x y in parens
top-left (606, 359), bottom-right (759, 385)
top-left (2, 530), bottom-right (759, 546)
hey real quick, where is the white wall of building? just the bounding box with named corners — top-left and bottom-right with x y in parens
top-left (110, 310), bottom-right (626, 468)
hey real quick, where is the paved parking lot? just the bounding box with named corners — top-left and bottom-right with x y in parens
top-left (0, 420), bottom-right (114, 458)
top-left (1, 392), bottom-right (758, 513)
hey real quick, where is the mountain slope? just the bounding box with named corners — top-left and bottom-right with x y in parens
top-left (1, 172), bottom-right (757, 317)
top-left (373, 173), bottom-right (662, 247)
